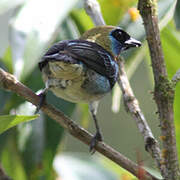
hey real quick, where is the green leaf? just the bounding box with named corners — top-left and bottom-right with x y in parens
top-left (161, 24), bottom-right (180, 78)
top-left (0, 115), bottom-right (39, 134)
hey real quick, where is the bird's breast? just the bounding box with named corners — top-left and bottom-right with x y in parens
top-left (42, 61), bottom-right (111, 103)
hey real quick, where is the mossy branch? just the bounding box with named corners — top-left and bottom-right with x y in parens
top-left (138, 0), bottom-right (180, 179)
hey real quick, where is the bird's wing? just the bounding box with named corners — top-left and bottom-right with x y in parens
top-left (65, 40), bottom-right (118, 86)
top-left (39, 40), bottom-right (78, 71)
top-left (39, 40), bottom-right (118, 87)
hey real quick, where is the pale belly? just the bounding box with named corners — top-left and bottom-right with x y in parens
top-left (41, 61), bottom-right (111, 103)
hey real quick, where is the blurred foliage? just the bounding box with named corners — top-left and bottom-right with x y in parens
top-left (174, 0), bottom-right (180, 29)
top-left (0, 0), bottom-right (179, 179)
top-left (100, 0), bottom-right (136, 25)
top-left (53, 153), bottom-right (120, 180)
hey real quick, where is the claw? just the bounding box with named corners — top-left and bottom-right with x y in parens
top-left (89, 131), bottom-right (103, 154)
top-left (35, 92), bottom-right (46, 114)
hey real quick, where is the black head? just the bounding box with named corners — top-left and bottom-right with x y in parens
top-left (109, 27), bottom-right (141, 56)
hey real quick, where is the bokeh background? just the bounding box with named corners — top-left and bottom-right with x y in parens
top-left (0, 0), bottom-right (180, 179)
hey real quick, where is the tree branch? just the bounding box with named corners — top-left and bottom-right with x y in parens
top-left (138, 0), bottom-right (180, 179)
top-left (0, 68), bottom-right (159, 180)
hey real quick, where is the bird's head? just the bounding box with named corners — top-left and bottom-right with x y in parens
top-left (80, 25), bottom-right (141, 58)
top-left (109, 27), bottom-right (141, 57)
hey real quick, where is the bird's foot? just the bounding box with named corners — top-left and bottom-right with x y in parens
top-left (89, 131), bottom-right (103, 154)
top-left (35, 92), bottom-right (46, 114)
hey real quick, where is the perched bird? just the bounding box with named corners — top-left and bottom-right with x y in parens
top-left (38, 26), bottom-right (141, 152)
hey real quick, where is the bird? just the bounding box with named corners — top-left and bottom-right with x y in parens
top-left (38, 25), bottom-right (141, 153)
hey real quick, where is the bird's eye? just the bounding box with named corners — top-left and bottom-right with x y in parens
top-left (111, 28), bottom-right (130, 43)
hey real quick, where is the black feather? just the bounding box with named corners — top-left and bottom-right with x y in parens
top-left (39, 40), bottom-right (119, 87)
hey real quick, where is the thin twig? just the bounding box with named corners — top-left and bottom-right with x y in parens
top-left (83, 0), bottom-right (164, 177)
top-left (0, 68), bottom-right (158, 180)
top-left (84, 0), bottom-right (105, 26)
top-left (172, 69), bottom-right (180, 86)
top-left (138, 0), bottom-right (180, 179)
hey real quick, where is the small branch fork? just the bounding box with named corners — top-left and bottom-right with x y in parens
top-left (117, 58), bottom-right (166, 175)
top-left (0, 68), bottom-right (158, 180)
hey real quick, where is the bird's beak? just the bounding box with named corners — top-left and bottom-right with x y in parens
top-left (124, 37), bottom-right (141, 48)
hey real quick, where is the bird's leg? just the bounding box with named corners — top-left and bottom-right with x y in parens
top-left (35, 82), bottom-right (49, 113)
top-left (35, 89), bottom-right (47, 113)
top-left (89, 102), bottom-right (103, 153)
